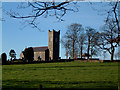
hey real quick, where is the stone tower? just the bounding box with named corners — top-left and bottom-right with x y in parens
top-left (48, 30), bottom-right (60, 60)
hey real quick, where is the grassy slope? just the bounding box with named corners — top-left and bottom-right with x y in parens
top-left (2, 61), bottom-right (118, 89)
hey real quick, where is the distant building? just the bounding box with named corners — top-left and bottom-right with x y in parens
top-left (20, 30), bottom-right (60, 61)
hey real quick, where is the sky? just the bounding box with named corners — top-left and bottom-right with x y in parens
top-left (1, 2), bottom-right (115, 60)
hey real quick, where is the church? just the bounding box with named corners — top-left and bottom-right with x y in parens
top-left (20, 30), bottom-right (60, 61)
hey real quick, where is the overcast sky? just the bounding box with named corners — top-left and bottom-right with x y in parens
top-left (2, 2), bottom-right (114, 60)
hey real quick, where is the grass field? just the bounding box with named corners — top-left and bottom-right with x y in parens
top-left (2, 61), bottom-right (119, 89)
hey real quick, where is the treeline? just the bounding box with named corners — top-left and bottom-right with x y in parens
top-left (61, 20), bottom-right (119, 61)
top-left (61, 2), bottom-right (120, 61)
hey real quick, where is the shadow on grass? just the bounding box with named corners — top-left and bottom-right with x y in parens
top-left (3, 64), bottom-right (117, 71)
top-left (2, 79), bottom-right (118, 90)
top-left (3, 86), bottom-right (117, 89)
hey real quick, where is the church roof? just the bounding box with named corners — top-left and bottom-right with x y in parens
top-left (33, 46), bottom-right (48, 52)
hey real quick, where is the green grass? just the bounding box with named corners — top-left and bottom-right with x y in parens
top-left (2, 61), bottom-right (118, 89)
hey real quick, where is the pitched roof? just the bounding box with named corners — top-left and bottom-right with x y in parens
top-left (33, 46), bottom-right (48, 52)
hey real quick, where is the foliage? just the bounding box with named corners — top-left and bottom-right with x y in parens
top-left (9, 49), bottom-right (16, 61)
top-left (2, 61), bottom-right (118, 89)
top-left (23, 47), bottom-right (34, 62)
top-left (1, 53), bottom-right (7, 65)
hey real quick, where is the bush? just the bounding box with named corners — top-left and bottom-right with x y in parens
top-left (1, 53), bottom-right (7, 65)
top-left (23, 47), bottom-right (34, 62)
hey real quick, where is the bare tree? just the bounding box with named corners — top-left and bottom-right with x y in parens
top-left (107, 2), bottom-right (120, 35)
top-left (88, 1), bottom-right (120, 60)
top-left (94, 18), bottom-right (118, 61)
top-left (85, 27), bottom-right (97, 60)
top-left (90, 1), bottom-right (120, 44)
top-left (77, 31), bottom-right (85, 58)
top-left (105, 2), bottom-right (120, 45)
top-left (62, 25), bottom-right (99, 59)
top-left (6, 1), bottom-right (79, 30)
top-left (90, 42), bottom-right (101, 58)
top-left (61, 23), bottom-right (83, 59)
top-left (61, 38), bottom-right (71, 59)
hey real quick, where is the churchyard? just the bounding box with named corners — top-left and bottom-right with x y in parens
top-left (2, 61), bottom-right (118, 90)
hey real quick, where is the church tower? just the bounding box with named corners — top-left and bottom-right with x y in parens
top-left (48, 30), bottom-right (60, 60)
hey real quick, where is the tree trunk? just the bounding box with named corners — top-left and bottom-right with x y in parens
top-left (81, 46), bottom-right (83, 58)
top-left (91, 49), bottom-right (92, 58)
top-left (91, 54), bottom-right (92, 58)
top-left (110, 37), bottom-right (115, 61)
top-left (87, 36), bottom-right (90, 61)
top-left (66, 50), bottom-right (68, 59)
top-left (87, 46), bottom-right (89, 60)
top-left (111, 48), bottom-right (114, 62)
top-left (73, 40), bottom-right (75, 59)
top-left (111, 52), bottom-right (114, 62)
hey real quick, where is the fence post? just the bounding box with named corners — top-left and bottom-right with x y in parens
top-left (38, 84), bottom-right (42, 90)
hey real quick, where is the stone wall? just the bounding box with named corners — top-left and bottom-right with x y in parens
top-left (75, 60), bottom-right (104, 62)
top-left (34, 51), bottom-right (45, 61)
